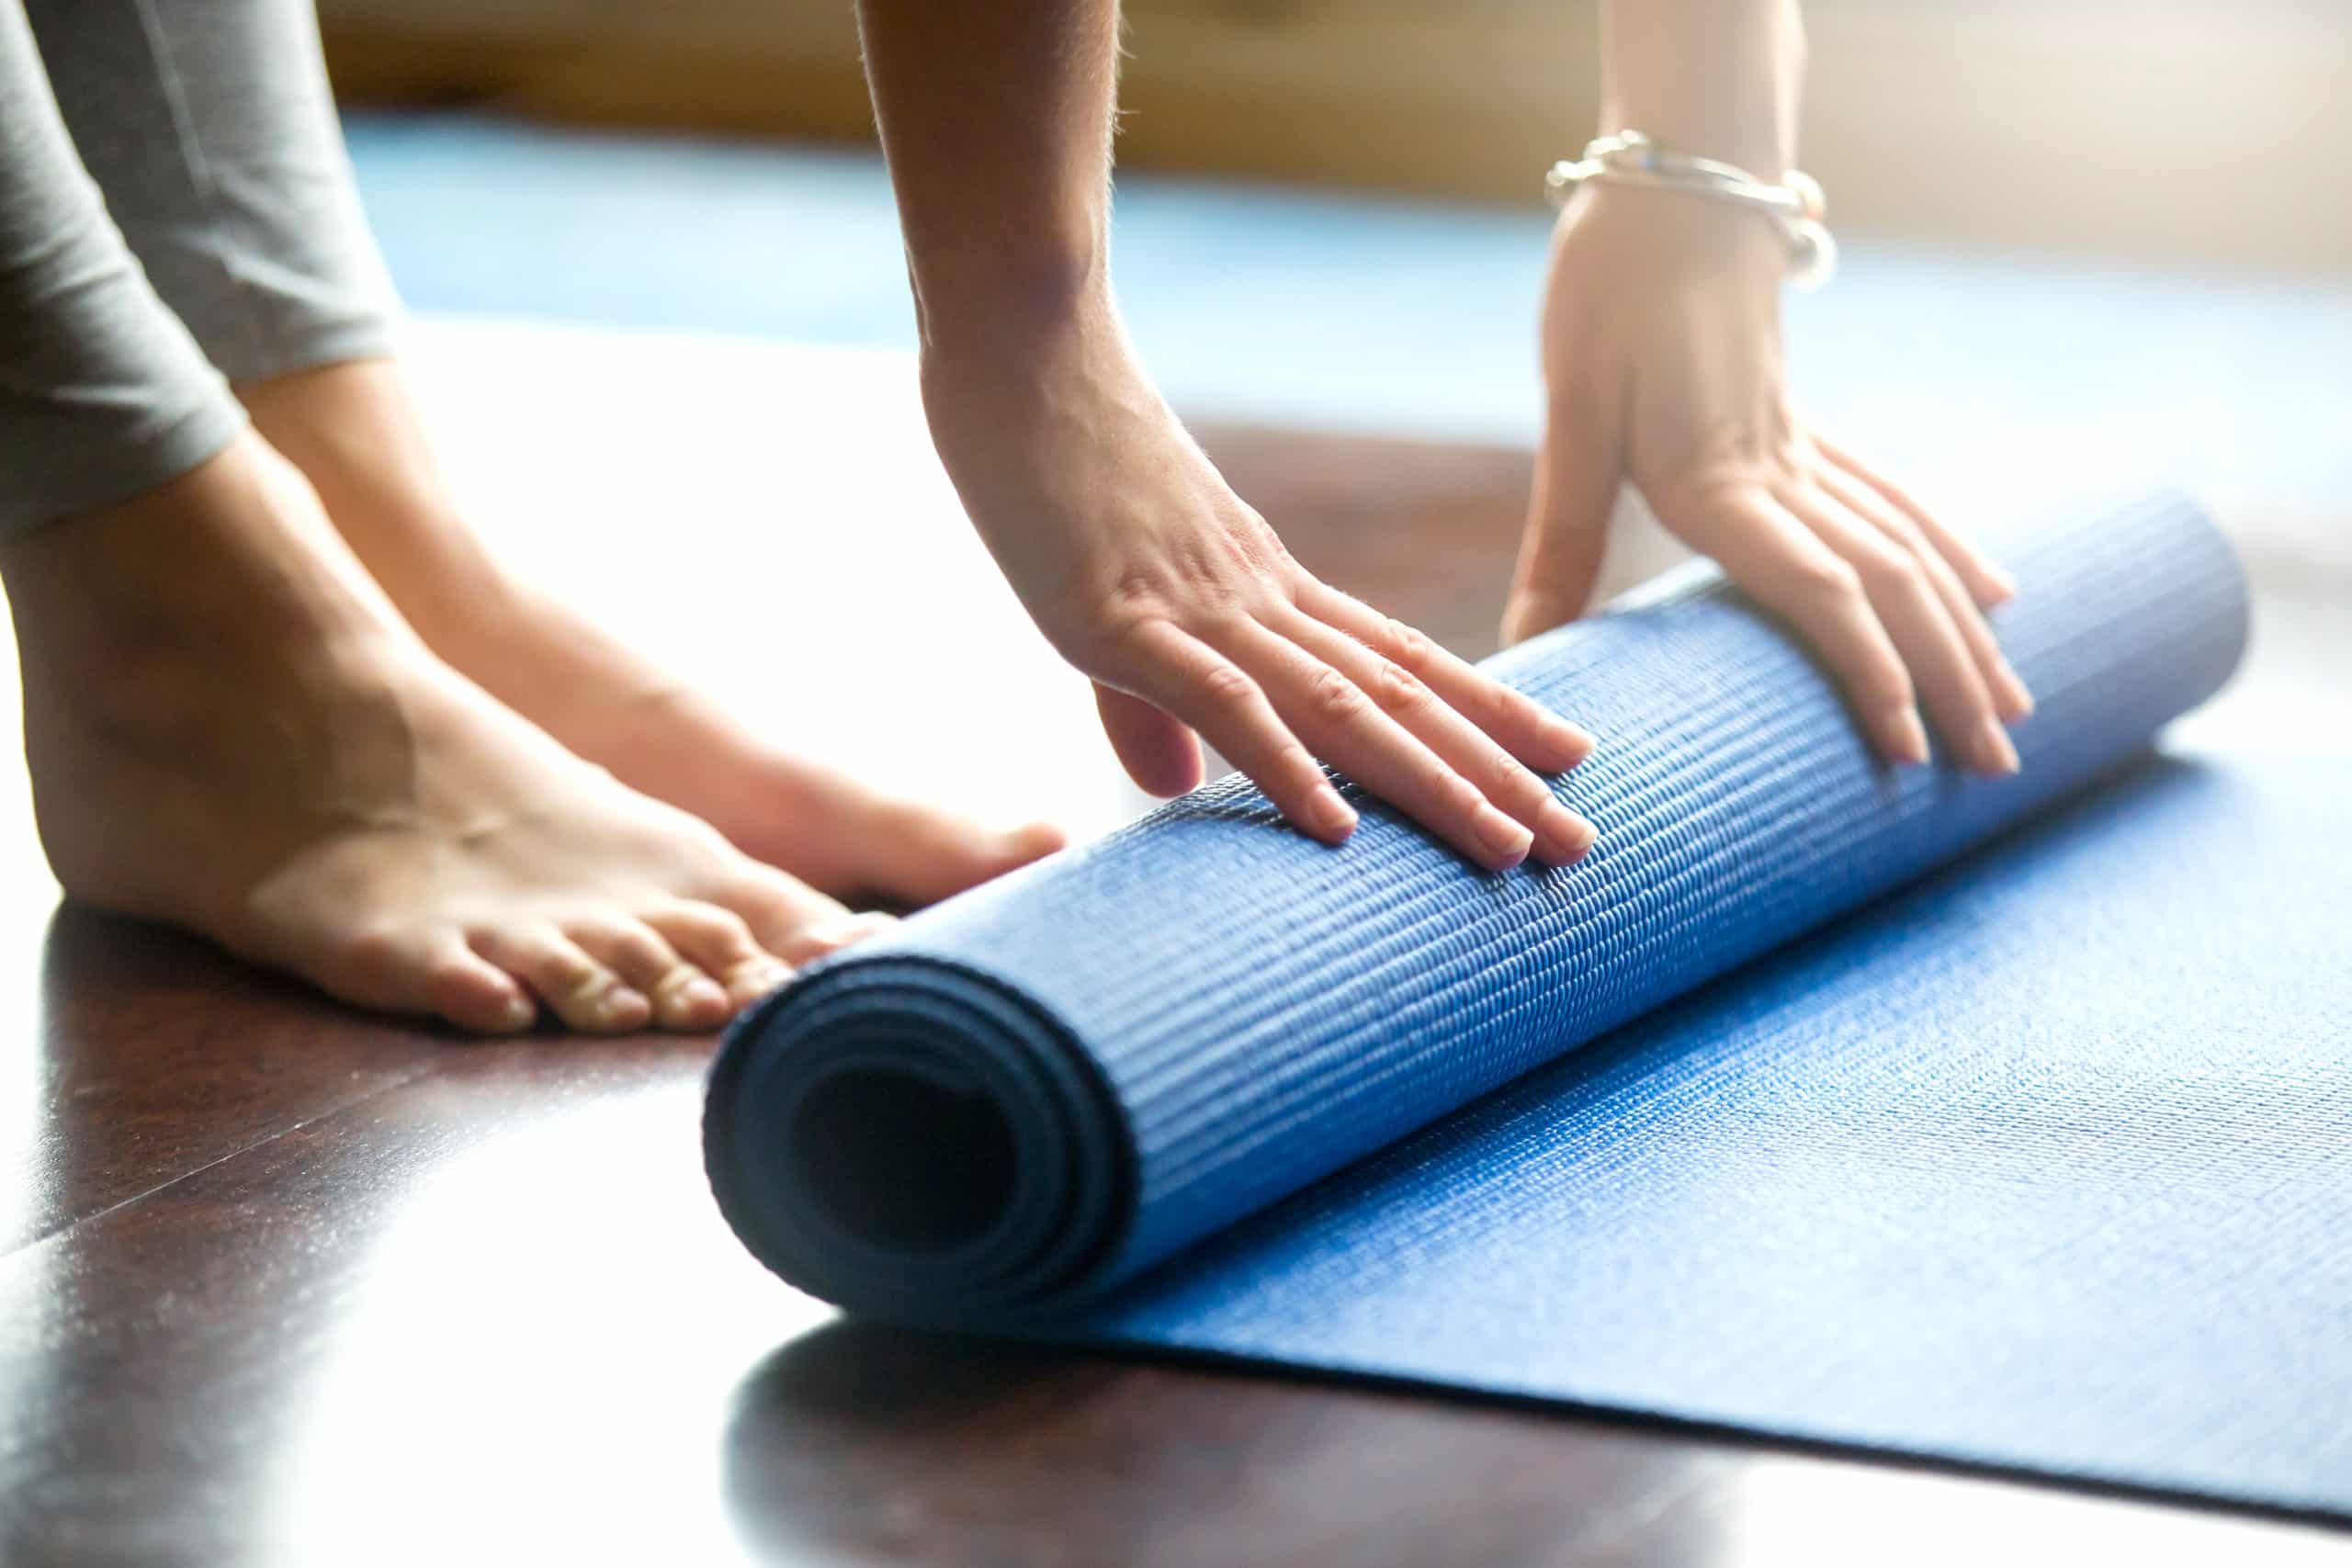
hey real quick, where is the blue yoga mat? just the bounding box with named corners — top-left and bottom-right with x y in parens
top-left (707, 491), bottom-right (2352, 1518)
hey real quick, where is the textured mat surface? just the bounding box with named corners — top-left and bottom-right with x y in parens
top-left (707, 492), bottom-right (2352, 1516)
top-left (1077, 751), bottom-right (2352, 1517)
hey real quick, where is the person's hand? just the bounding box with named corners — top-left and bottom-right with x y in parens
top-left (1506, 186), bottom-right (2033, 773)
top-left (921, 304), bottom-right (1597, 871)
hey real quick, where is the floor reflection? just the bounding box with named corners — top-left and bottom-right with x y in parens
top-left (265, 1064), bottom-right (832, 1567)
top-left (0, 907), bottom-right (406, 1568)
top-left (1701, 1451), bottom-right (2348, 1568)
top-left (2, 897), bottom-right (842, 1566)
top-left (722, 1323), bottom-right (1732, 1568)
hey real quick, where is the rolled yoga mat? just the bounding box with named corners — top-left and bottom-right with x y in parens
top-left (707, 491), bottom-right (2352, 1518)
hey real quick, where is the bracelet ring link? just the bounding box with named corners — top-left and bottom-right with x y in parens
top-left (1544, 130), bottom-right (1838, 289)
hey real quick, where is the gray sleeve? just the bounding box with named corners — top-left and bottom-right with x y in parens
top-left (1, 0), bottom-right (244, 537)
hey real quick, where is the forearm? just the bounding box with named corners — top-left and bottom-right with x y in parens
top-left (854, 0), bottom-right (1120, 355)
top-left (857, 1), bottom-right (1603, 868)
top-left (1600, 0), bottom-right (1804, 176)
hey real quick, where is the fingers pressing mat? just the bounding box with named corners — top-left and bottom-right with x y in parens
top-left (708, 492), bottom-right (2352, 1520)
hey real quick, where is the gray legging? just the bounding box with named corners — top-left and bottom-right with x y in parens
top-left (0, 0), bottom-right (394, 536)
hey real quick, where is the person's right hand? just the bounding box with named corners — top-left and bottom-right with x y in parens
top-left (1509, 186), bottom-right (2032, 773)
top-left (919, 304), bottom-right (1597, 872)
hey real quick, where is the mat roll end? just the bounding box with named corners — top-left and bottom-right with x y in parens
top-left (703, 956), bottom-right (1132, 1320)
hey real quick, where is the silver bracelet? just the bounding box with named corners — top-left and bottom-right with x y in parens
top-left (1544, 130), bottom-right (1838, 289)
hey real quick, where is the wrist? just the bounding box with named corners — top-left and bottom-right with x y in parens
top-left (1600, 0), bottom-right (1803, 179)
top-left (916, 286), bottom-right (1140, 491)
top-left (909, 238), bottom-right (1112, 362)
top-left (916, 291), bottom-right (1191, 569)
top-left (916, 277), bottom-right (1129, 413)
top-left (1565, 183), bottom-right (1792, 294)
top-left (1594, 113), bottom-right (1791, 186)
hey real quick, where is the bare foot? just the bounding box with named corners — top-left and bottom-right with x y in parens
top-left (243, 360), bottom-right (1067, 908)
top-left (1, 434), bottom-right (895, 1035)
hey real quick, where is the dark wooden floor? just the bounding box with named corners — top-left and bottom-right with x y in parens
top-left (1, 327), bottom-right (2345, 1566)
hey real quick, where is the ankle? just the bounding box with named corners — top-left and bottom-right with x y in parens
top-left (4, 434), bottom-right (413, 706)
top-left (243, 360), bottom-right (525, 656)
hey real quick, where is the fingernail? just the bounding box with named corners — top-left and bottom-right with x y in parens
top-left (1887, 708), bottom-right (1931, 766)
top-left (1999, 666), bottom-right (2036, 720)
top-left (1977, 717), bottom-right (2021, 776)
top-left (1314, 786), bottom-right (1358, 841)
top-left (1537, 713), bottom-right (1596, 765)
top-left (1539, 802), bottom-right (1598, 863)
top-left (1476, 807), bottom-right (1534, 865)
top-left (1985, 570), bottom-right (2019, 605)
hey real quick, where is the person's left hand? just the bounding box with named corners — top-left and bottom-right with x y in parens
top-left (1505, 185), bottom-right (2033, 774)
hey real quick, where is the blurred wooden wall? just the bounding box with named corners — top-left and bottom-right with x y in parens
top-left (319, 0), bottom-right (2352, 273)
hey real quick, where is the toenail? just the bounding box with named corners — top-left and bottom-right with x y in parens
top-left (734, 961), bottom-right (794, 1000)
top-left (819, 912), bottom-right (897, 949)
top-left (679, 976), bottom-right (729, 1015)
top-left (594, 987), bottom-right (649, 1025)
top-left (815, 915), bottom-right (864, 940)
top-left (496, 995), bottom-right (537, 1031)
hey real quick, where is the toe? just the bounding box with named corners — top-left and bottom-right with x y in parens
top-left (567, 916), bottom-right (732, 1032)
top-left (422, 950), bottom-right (539, 1034)
top-left (469, 923), bottom-right (652, 1034)
top-left (795, 908), bottom-right (899, 963)
top-left (989, 819), bottom-right (1070, 879)
top-left (860, 802), bottom-right (1068, 907)
top-left (643, 900), bottom-right (795, 1010)
top-left (709, 866), bottom-right (894, 967)
top-left (312, 922), bottom-right (536, 1035)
